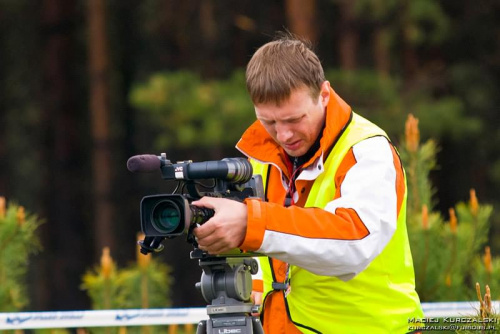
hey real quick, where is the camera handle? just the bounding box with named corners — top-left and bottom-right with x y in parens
top-left (190, 249), bottom-right (264, 334)
top-left (138, 236), bottom-right (165, 255)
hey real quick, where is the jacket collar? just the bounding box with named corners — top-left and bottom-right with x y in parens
top-left (236, 87), bottom-right (352, 174)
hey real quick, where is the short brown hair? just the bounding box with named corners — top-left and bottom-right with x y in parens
top-left (246, 34), bottom-right (325, 106)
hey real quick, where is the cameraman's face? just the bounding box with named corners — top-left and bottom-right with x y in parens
top-left (255, 81), bottom-right (330, 157)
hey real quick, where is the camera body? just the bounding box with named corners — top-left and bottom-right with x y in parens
top-left (128, 153), bottom-right (264, 254)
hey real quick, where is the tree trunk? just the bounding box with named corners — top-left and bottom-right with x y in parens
top-left (87, 0), bottom-right (115, 254)
top-left (37, 0), bottom-right (89, 310)
top-left (337, 0), bottom-right (358, 70)
top-left (285, 0), bottom-right (318, 43)
top-left (373, 25), bottom-right (391, 78)
top-left (401, 0), bottom-right (418, 82)
top-left (0, 5), bottom-right (4, 195)
top-left (0, 58), bottom-right (5, 196)
top-left (199, 0), bottom-right (218, 77)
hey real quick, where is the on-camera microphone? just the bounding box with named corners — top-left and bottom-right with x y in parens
top-left (127, 154), bottom-right (162, 173)
top-left (184, 158), bottom-right (252, 183)
top-left (128, 154), bottom-right (253, 184)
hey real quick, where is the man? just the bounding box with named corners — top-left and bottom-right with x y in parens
top-left (192, 35), bottom-right (423, 333)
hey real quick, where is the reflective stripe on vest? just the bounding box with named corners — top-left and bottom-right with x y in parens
top-left (250, 112), bottom-right (423, 333)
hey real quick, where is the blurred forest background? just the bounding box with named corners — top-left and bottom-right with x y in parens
top-left (0, 0), bottom-right (499, 311)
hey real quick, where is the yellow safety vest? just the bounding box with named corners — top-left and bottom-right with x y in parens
top-left (251, 112), bottom-right (423, 333)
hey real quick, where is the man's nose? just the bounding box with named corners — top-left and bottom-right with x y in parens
top-left (276, 123), bottom-right (293, 143)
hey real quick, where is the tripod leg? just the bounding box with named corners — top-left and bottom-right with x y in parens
top-left (196, 320), bottom-right (207, 334)
top-left (252, 317), bottom-right (265, 334)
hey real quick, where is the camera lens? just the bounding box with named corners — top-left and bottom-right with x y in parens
top-left (151, 200), bottom-right (181, 234)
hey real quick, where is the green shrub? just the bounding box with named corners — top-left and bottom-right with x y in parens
top-left (0, 197), bottom-right (42, 311)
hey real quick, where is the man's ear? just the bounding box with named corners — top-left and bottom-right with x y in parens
top-left (320, 81), bottom-right (331, 106)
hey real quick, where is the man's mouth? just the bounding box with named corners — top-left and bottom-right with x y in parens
top-left (284, 140), bottom-right (302, 151)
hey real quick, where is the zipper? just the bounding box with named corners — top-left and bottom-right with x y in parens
top-left (285, 157), bottom-right (301, 207)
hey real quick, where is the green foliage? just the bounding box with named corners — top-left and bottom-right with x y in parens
top-left (473, 256), bottom-right (500, 302)
top-left (81, 247), bottom-right (173, 334)
top-left (338, 0), bottom-right (450, 45)
top-left (33, 330), bottom-right (71, 334)
top-left (403, 0), bottom-right (450, 45)
top-left (400, 139), bottom-right (438, 217)
top-left (0, 198), bottom-right (42, 311)
top-left (116, 259), bottom-right (172, 309)
top-left (82, 248), bottom-right (172, 309)
top-left (130, 70), bottom-right (254, 152)
top-left (81, 249), bottom-right (124, 310)
top-left (399, 116), bottom-right (496, 302)
top-left (325, 69), bottom-right (484, 142)
top-left (408, 95), bottom-right (482, 141)
top-left (353, 0), bottom-right (400, 21)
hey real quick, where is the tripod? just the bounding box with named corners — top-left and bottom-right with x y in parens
top-left (190, 249), bottom-right (264, 334)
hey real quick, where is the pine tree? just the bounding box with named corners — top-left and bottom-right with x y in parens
top-left (0, 197), bottom-right (42, 311)
top-left (400, 114), bottom-right (497, 302)
top-left (81, 234), bottom-right (173, 334)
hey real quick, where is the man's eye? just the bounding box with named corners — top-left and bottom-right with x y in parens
top-left (288, 116), bottom-right (304, 123)
top-left (262, 120), bottom-right (275, 126)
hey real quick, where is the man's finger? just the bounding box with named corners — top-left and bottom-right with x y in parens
top-left (197, 234), bottom-right (232, 254)
top-left (191, 196), bottom-right (218, 209)
top-left (193, 220), bottom-right (216, 239)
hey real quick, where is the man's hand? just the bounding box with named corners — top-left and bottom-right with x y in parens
top-left (191, 197), bottom-right (248, 254)
top-left (251, 290), bottom-right (262, 316)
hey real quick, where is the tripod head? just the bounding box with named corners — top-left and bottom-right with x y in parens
top-left (191, 250), bottom-right (263, 333)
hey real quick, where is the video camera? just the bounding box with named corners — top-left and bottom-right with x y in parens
top-left (128, 153), bottom-right (265, 333)
top-left (127, 153), bottom-right (264, 255)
